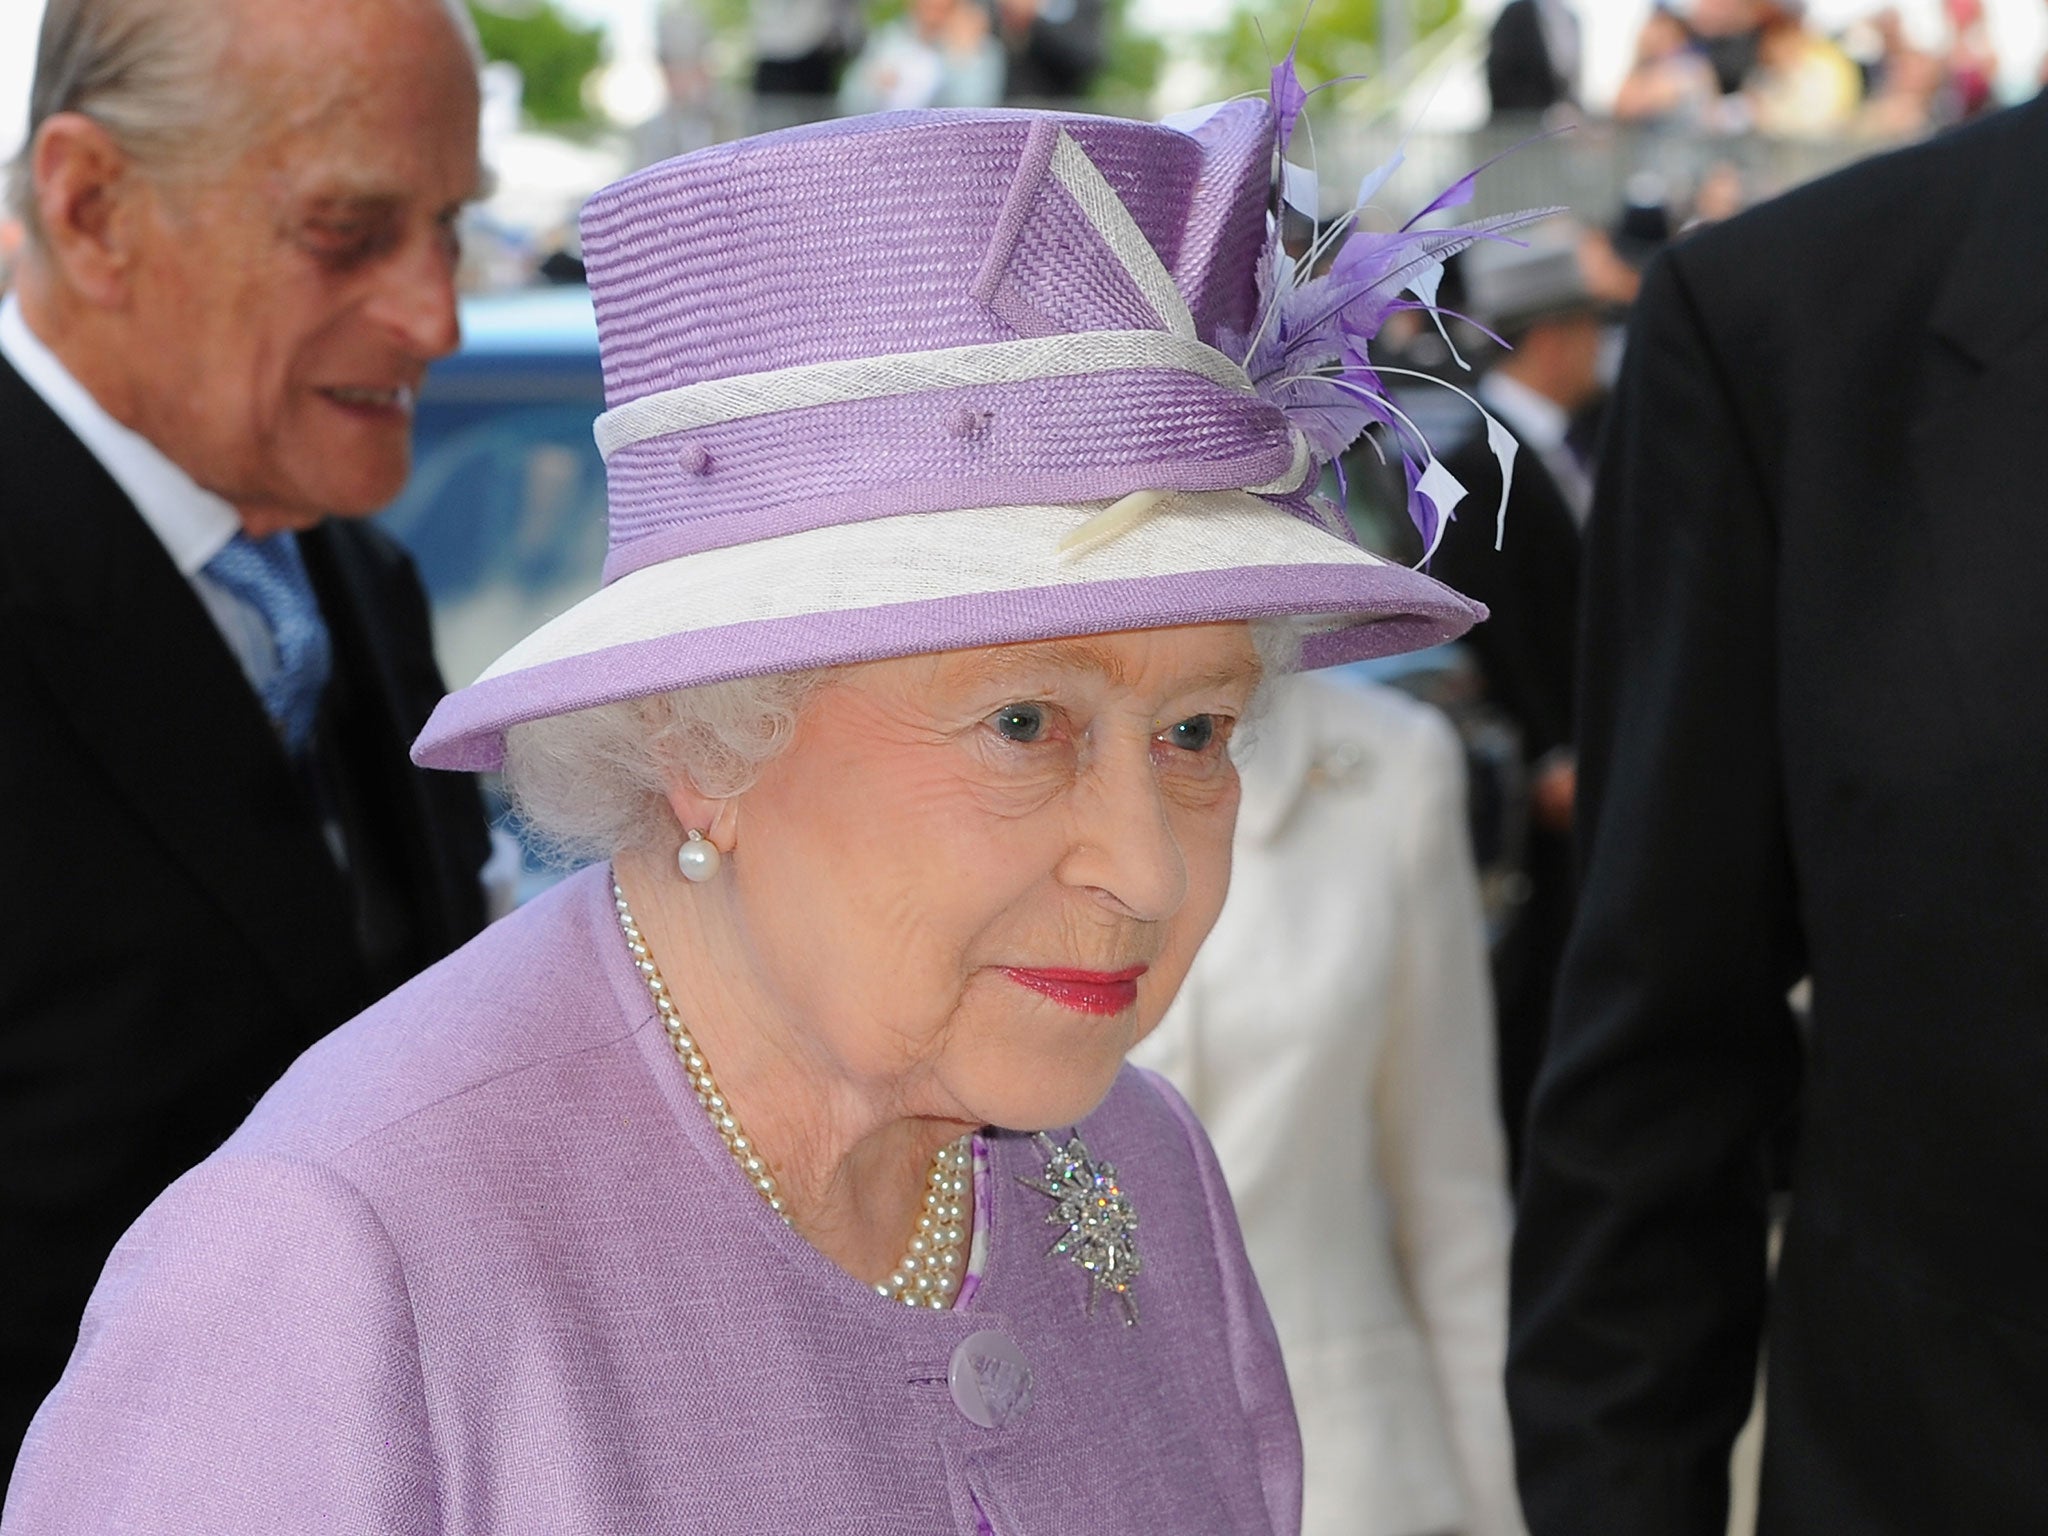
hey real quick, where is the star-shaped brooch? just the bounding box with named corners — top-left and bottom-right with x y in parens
top-left (1019, 1131), bottom-right (1141, 1325)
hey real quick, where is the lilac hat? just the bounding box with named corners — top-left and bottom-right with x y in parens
top-left (413, 103), bottom-right (1486, 772)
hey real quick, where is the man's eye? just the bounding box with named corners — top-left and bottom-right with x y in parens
top-left (307, 222), bottom-right (365, 247)
top-left (301, 221), bottom-right (388, 267)
top-left (1162, 715), bottom-right (1218, 752)
top-left (990, 704), bottom-right (1047, 743)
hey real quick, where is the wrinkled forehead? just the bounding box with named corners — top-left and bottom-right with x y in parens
top-left (868, 627), bottom-right (1268, 707)
top-left (224, 0), bottom-right (480, 192)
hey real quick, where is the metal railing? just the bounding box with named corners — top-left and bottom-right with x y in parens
top-left (746, 91), bottom-right (1922, 226)
top-left (1310, 115), bottom-right (1914, 224)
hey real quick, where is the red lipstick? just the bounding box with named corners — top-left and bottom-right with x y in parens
top-left (1000, 965), bottom-right (1147, 1016)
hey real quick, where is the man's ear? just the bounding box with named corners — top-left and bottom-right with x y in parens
top-left (31, 112), bottom-right (146, 308)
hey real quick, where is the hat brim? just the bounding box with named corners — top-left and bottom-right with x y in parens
top-left (411, 491), bottom-right (1483, 772)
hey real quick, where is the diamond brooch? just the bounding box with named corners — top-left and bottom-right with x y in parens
top-left (1019, 1131), bottom-right (1141, 1325)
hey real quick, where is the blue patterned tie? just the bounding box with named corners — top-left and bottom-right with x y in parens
top-left (202, 531), bottom-right (334, 754)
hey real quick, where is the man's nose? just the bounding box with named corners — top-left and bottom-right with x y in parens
top-left (368, 232), bottom-right (462, 360)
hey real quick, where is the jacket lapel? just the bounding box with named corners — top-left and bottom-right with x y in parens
top-left (301, 520), bottom-right (489, 958)
top-left (1924, 96), bottom-right (2048, 375)
top-left (1907, 99), bottom-right (2048, 886)
top-left (0, 356), bottom-right (368, 1026)
top-left (1910, 96), bottom-right (2048, 761)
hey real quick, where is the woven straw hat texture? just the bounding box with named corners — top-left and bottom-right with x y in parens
top-left (410, 105), bottom-right (1484, 772)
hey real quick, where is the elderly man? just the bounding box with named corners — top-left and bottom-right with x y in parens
top-left (0, 0), bottom-right (490, 1459)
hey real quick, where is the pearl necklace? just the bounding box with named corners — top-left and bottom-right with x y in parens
top-left (613, 881), bottom-right (973, 1309)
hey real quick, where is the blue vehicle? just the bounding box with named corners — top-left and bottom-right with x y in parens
top-left (379, 285), bottom-right (608, 896)
top-left (380, 285), bottom-right (609, 694)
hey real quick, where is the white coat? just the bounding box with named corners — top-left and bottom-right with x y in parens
top-left (1133, 672), bottom-right (1526, 1536)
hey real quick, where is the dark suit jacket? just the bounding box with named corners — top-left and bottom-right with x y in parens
top-left (1431, 411), bottom-right (1583, 1171)
top-left (1430, 414), bottom-right (1582, 766)
top-left (1508, 97), bottom-right (2048, 1535)
top-left (0, 354), bottom-right (490, 1457)
top-left (1487, 0), bottom-right (1570, 117)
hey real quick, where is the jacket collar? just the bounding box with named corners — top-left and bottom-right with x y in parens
top-left (0, 353), bottom-right (367, 1026)
top-left (0, 295), bottom-right (240, 577)
top-left (1928, 94), bottom-right (2048, 367)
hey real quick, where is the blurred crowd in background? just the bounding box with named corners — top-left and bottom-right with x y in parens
top-left (1513, 0), bottom-right (2010, 137)
top-left (6, 0), bottom-right (2045, 294)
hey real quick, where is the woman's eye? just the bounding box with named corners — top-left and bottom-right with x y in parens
top-left (990, 704), bottom-right (1048, 743)
top-left (1162, 714), bottom-right (1218, 752)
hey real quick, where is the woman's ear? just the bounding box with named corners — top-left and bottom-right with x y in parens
top-left (662, 783), bottom-right (740, 854)
top-left (30, 113), bottom-right (144, 308)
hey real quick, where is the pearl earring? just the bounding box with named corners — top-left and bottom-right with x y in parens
top-left (677, 828), bottom-right (722, 883)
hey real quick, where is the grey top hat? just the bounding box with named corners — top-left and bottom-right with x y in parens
top-left (1462, 217), bottom-right (1594, 332)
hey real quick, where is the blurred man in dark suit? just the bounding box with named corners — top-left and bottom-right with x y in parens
top-left (1428, 221), bottom-right (1610, 1172)
top-left (1487, 0), bottom-right (1580, 118)
top-left (1509, 95), bottom-right (2048, 1536)
top-left (996, 0), bottom-right (1105, 101)
top-left (0, 0), bottom-right (491, 1460)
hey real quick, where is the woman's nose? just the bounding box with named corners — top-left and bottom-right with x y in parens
top-left (1055, 742), bottom-right (1188, 923)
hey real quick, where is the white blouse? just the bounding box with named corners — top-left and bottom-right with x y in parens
top-left (1133, 671), bottom-right (1526, 1536)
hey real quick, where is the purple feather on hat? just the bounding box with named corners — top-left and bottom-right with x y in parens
top-left (1226, 50), bottom-right (1559, 560)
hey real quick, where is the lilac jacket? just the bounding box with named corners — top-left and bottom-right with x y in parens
top-left (4, 867), bottom-right (1301, 1533)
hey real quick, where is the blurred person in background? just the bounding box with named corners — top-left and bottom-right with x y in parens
top-left (1747, 3), bottom-right (1860, 137)
top-left (1618, 0), bottom-right (1772, 130)
top-left (839, 0), bottom-right (1004, 114)
top-left (632, 1), bottom-right (737, 169)
top-left (1568, 183), bottom-right (1668, 461)
top-left (1133, 671), bottom-right (1526, 1536)
top-left (1486, 0), bottom-right (1582, 120)
top-left (1613, 7), bottom-right (1725, 126)
top-left (1685, 159), bottom-right (1751, 224)
top-left (1510, 92), bottom-right (2048, 1536)
top-left (751, 0), bottom-right (861, 115)
top-left (996, 0), bottom-right (1105, 102)
top-left (1941, 0), bottom-right (2000, 118)
top-left (1426, 221), bottom-right (1619, 1173)
top-left (1848, 6), bottom-right (1944, 137)
top-left (0, 0), bottom-right (492, 1462)
top-left (1682, 0), bottom-right (1769, 94)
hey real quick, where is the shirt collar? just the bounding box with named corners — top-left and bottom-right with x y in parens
top-left (1476, 368), bottom-right (1571, 455)
top-left (0, 293), bottom-right (241, 576)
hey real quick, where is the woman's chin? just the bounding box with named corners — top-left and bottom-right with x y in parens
top-left (959, 1055), bottom-right (1128, 1135)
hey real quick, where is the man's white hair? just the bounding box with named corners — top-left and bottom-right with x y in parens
top-left (5, 0), bottom-right (480, 245)
top-left (503, 621), bottom-right (1306, 868)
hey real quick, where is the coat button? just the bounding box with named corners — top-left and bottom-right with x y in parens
top-left (949, 1329), bottom-right (1033, 1429)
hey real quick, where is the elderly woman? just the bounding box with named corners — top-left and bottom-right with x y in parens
top-left (3, 103), bottom-right (1490, 1532)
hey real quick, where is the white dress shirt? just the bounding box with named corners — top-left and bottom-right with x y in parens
top-left (0, 293), bottom-right (281, 693)
top-left (3, 294), bottom-right (524, 903)
top-left (1477, 367), bottom-right (1593, 528)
